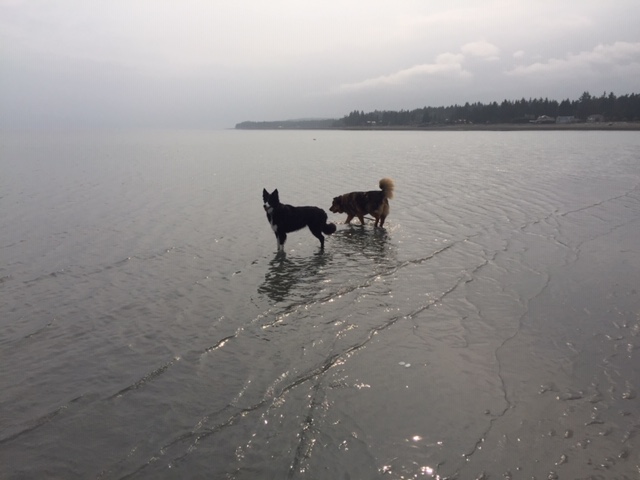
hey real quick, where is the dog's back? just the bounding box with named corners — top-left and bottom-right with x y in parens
top-left (330, 178), bottom-right (394, 228)
top-left (272, 204), bottom-right (327, 233)
top-left (263, 188), bottom-right (336, 251)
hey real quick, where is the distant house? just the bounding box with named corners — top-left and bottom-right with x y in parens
top-left (587, 114), bottom-right (604, 123)
top-left (533, 115), bottom-right (555, 124)
top-left (556, 116), bottom-right (576, 124)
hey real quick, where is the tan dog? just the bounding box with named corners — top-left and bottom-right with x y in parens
top-left (330, 178), bottom-right (394, 227)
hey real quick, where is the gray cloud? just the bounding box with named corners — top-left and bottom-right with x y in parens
top-left (335, 54), bottom-right (471, 93)
top-left (506, 42), bottom-right (640, 78)
top-left (1, 1), bottom-right (639, 129)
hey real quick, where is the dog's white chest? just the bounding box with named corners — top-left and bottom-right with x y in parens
top-left (265, 204), bottom-right (277, 232)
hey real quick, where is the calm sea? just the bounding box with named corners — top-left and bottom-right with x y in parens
top-left (1, 129), bottom-right (639, 479)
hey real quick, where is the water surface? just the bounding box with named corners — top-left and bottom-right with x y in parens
top-left (1, 129), bottom-right (639, 478)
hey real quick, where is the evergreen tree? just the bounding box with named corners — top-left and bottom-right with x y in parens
top-left (335, 92), bottom-right (639, 126)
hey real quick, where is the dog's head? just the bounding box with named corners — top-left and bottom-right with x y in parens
top-left (263, 188), bottom-right (280, 214)
top-left (329, 196), bottom-right (344, 214)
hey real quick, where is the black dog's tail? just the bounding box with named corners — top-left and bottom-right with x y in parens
top-left (323, 222), bottom-right (337, 235)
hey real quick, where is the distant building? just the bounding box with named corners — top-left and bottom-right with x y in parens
top-left (587, 114), bottom-right (604, 123)
top-left (533, 115), bottom-right (555, 124)
top-left (556, 116), bottom-right (576, 124)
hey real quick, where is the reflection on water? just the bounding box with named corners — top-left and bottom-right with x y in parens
top-left (258, 226), bottom-right (395, 305)
top-left (259, 226), bottom-right (393, 304)
top-left (258, 251), bottom-right (330, 303)
top-left (331, 224), bottom-right (390, 262)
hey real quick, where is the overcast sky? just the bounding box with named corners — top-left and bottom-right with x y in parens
top-left (2, 0), bottom-right (639, 129)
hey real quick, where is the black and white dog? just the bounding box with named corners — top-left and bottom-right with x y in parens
top-left (263, 188), bottom-right (337, 251)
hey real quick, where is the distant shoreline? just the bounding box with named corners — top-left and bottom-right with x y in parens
top-left (236, 122), bottom-right (640, 132)
top-left (341, 122), bottom-right (640, 131)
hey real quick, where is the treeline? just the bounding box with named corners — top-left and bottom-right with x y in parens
top-left (337, 92), bottom-right (640, 127)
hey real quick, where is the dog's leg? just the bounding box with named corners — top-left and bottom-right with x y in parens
top-left (357, 215), bottom-right (365, 225)
top-left (373, 215), bottom-right (380, 227)
top-left (345, 214), bottom-right (354, 224)
top-left (308, 226), bottom-right (325, 249)
top-left (277, 232), bottom-right (287, 251)
top-left (379, 202), bottom-right (389, 228)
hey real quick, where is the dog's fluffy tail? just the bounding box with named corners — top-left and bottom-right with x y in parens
top-left (323, 222), bottom-right (337, 235)
top-left (379, 178), bottom-right (394, 199)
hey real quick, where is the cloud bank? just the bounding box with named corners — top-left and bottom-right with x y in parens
top-left (1, 1), bottom-right (639, 128)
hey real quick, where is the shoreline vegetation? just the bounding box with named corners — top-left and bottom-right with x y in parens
top-left (235, 121), bottom-right (640, 131)
top-left (235, 91), bottom-right (640, 131)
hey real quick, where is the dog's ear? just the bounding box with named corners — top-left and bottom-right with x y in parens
top-left (272, 189), bottom-right (279, 203)
top-left (263, 188), bottom-right (269, 202)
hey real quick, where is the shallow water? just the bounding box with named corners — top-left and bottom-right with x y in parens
top-left (1, 129), bottom-right (639, 479)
